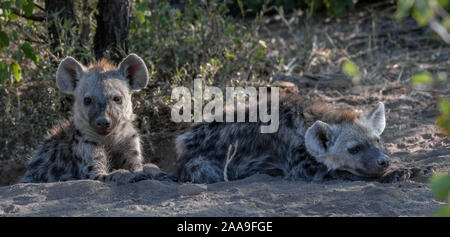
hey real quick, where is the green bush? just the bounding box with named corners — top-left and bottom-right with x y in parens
top-left (0, 0), bottom-right (40, 85)
top-left (129, 0), bottom-right (277, 121)
top-left (227, 0), bottom-right (355, 18)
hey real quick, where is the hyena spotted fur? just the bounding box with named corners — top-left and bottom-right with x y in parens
top-left (176, 95), bottom-right (433, 184)
top-left (22, 54), bottom-right (172, 184)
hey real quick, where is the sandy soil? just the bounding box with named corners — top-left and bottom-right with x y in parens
top-left (0, 174), bottom-right (444, 217)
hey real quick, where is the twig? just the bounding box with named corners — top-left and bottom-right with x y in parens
top-left (11, 8), bottom-right (46, 21)
top-left (396, 68), bottom-right (404, 83)
top-left (33, 2), bottom-right (46, 12)
top-left (412, 88), bottom-right (448, 94)
top-left (428, 20), bottom-right (450, 44)
top-left (348, 46), bottom-right (379, 59)
top-left (223, 141), bottom-right (238, 182)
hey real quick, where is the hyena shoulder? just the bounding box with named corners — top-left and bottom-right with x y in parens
top-left (21, 119), bottom-right (82, 182)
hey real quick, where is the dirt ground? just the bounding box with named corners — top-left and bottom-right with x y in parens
top-left (0, 174), bottom-right (443, 216)
top-left (0, 2), bottom-right (449, 216)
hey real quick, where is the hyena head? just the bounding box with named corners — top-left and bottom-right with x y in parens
top-left (56, 54), bottom-right (149, 136)
top-left (304, 102), bottom-right (389, 177)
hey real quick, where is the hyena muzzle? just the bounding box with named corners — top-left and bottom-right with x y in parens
top-left (21, 54), bottom-right (175, 184)
top-left (176, 98), bottom-right (433, 184)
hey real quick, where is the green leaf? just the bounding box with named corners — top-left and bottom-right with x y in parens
top-left (15, 0), bottom-right (26, 9)
top-left (434, 204), bottom-right (450, 217)
top-left (22, 0), bottom-right (34, 17)
top-left (438, 99), bottom-right (450, 114)
top-left (438, 0), bottom-right (450, 8)
top-left (0, 62), bottom-right (8, 85)
top-left (430, 173), bottom-right (450, 200)
top-left (1, 1), bottom-right (11, 11)
top-left (21, 42), bottom-right (39, 63)
top-left (11, 13), bottom-right (19, 20)
top-left (412, 6), bottom-right (435, 26)
top-left (395, 0), bottom-right (415, 21)
top-left (225, 49), bottom-right (236, 60)
top-left (342, 60), bottom-right (359, 77)
top-left (0, 31), bottom-right (9, 49)
top-left (411, 72), bottom-right (432, 84)
top-left (437, 99), bottom-right (450, 135)
top-left (237, 0), bottom-right (245, 16)
top-left (10, 62), bottom-right (21, 83)
top-left (137, 10), bottom-right (145, 24)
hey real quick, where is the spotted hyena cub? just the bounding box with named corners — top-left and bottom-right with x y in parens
top-left (22, 54), bottom-right (169, 184)
top-left (176, 98), bottom-right (432, 184)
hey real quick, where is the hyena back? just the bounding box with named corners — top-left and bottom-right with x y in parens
top-left (176, 99), bottom-right (396, 184)
top-left (22, 54), bottom-right (166, 184)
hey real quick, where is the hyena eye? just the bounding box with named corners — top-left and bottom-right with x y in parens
top-left (83, 97), bottom-right (92, 105)
top-left (113, 96), bottom-right (122, 104)
top-left (348, 145), bottom-right (361, 155)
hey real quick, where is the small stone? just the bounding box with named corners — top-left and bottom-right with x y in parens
top-left (177, 184), bottom-right (207, 196)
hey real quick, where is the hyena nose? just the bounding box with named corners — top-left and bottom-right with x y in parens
top-left (377, 158), bottom-right (389, 168)
top-left (96, 117), bottom-right (110, 129)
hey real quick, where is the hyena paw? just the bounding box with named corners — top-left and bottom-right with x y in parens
top-left (129, 173), bottom-right (178, 183)
top-left (129, 163), bottom-right (178, 183)
top-left (380, 168), bottom-right (411, 183)
top-left (104, 169), bottom-right (136, 185)
top-left (410, 166), bottom-right (436, 178)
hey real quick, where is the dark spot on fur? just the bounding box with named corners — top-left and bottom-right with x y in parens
top-left (51, 165), bottom-right (65, 178)
top-left (49, 150), bottom-right (57, 162)
top-left (266, 168), bottom-right (284, 177)
top-left (71, 163), bottom-right (80, 178)
top-left (83, 140), bottom-right (98, 146)
top-left (39, 171), bottom-right (48, 182)
top-left (29, 158), bottom-right (43, 169)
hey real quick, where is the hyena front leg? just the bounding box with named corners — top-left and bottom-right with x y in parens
top-left (80, 143), bottom-right (108, 180)
top-left (328, 166), bottom-right (436, 183)
top-left (80, 143), bottom-right (136, 184)
top-left (178, 156), bottom-right (224, 183)
top-left (379, 166), bottom-right (436, 183)
top-left (117, 135), bottom-right (144, 173)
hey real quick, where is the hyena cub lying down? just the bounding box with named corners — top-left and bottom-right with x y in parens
top-left (176, 98), bottom-right (433, 184)
top-left (22, 54), bottom-right (173, 184)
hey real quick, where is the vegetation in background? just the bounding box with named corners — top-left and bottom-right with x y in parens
top-left (431, 172), bottom-right (450, 216)
top-left (129, 0), bottom-right (277, 131)
top-left (228, 0), bottom-right (355, 18)
top-left (396, 0), bottom-right (450, 43)
top-left (0, 0), bottom-right (40, 85)
top-left (398, 0), bottom-right (450, 217)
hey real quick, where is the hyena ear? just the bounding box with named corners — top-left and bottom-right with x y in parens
top-left (118, 54), bottom-right (149, 91)
top-left (362, 102), bottom-right (386, 136)
top-left (56, 57), bottom-right (84, 94)
top-left (305, 121), bottom-right (334, 157)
